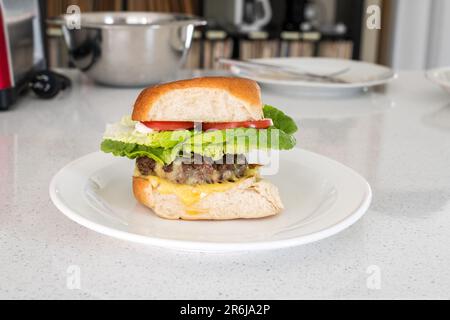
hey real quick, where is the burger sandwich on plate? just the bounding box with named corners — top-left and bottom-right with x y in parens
top-left (100, 77), bottom-right (297, 220)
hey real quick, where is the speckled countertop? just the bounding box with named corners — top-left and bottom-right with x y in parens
top-left (1, 70), bottom-right (449, 299)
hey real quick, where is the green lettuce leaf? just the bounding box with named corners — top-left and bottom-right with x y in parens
top-left (263, 104), bottom-right (298, 134)
top-left (101, 139), bottom-right (166, 163)
top-left (100, 106), bottom-right (297, 163)
top-left (102, 117), bottom-right (192, 147)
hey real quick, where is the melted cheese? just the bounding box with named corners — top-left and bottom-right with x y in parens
top-left (145, 176), bottom-right (244, 209)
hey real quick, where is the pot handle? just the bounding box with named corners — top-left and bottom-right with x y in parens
top-left (55, 22), bottom-right (102, 72)
top-left (170, 19), bottom-right (206, 51)
top-left (65, 34), bottom-right (101, 72)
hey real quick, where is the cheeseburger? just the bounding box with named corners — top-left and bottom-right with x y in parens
top-left (101, 77), bottom-right (297, 220)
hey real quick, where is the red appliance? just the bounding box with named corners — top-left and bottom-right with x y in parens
top-left (0, 0), bottom-right (46, 109)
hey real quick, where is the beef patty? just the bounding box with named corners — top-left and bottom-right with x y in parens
top-left (136, 155), bottom-right (259, 185)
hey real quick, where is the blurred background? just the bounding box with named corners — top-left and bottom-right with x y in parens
top-left (2, 0), bottom-right (450, 108)
top-left (43, 0), bottom-right (450, 71)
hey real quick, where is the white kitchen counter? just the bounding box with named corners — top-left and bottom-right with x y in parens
top-left (1, 70), bottom-right (449, 299)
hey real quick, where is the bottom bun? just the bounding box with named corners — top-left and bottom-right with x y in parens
top-left (132, 176), bottom-right (284, 220)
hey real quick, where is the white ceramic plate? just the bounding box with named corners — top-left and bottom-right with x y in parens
top-left (230, 57), bottom-right (396, 95)
top-left (426, 67), bottom-right (450, 94)
top-left (49, 150), bottom-right (371, 252)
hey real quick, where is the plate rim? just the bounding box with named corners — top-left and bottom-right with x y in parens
top-left (232, 57), bottom-right (397, 89)
top-left (425, 66), bottom-right (450, 87)
top-left (49, 150), bottom-right (372, 252)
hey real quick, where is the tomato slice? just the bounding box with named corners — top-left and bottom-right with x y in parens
top-left (141, 119), bottom-right (273, 131)
top-left (202, 119), bottom-right (273, 131)
top-left (141, 121), bottom-right (194, 130)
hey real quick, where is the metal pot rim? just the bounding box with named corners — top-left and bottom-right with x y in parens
top-left (47, 11), bottom-right (207, 29)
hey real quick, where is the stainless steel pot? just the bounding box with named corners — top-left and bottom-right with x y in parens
top-left (50, 12), bottom-right (206, 87)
